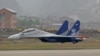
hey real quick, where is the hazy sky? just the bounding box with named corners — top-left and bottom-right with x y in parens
top-left (16, 0), bottom-right (46, 16)
top-left (16, 0), bottom-right (100, 22)
top-left (16, 0), bottom-right (83, 16)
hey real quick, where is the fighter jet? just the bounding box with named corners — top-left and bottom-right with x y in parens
top-left (8, 20), bottom-right (86, 44)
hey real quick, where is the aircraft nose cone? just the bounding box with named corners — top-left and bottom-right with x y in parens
top-left (8, 33), bottom-right (20, 40)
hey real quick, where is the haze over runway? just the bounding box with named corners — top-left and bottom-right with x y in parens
top-left (0, 49), bottom-right (100, 56)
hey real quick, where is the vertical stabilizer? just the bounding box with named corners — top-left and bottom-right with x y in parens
top-left (67, 20), bottom-right (80, 44)
top-left (56, 20), bottom-right (68, 35)
top-left (67, 20), bottom-right (80, 36)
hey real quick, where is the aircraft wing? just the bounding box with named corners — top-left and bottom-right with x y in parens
top-left (20, 33), bottom-right (82, 38)
top-left (8, 28), bottom-right (85, 40)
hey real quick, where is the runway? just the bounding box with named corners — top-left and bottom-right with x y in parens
top-left (0, 49), bottom-right (100, 56)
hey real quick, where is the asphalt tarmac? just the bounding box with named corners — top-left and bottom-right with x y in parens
top-left (0, 49), bottom-right (100, 56)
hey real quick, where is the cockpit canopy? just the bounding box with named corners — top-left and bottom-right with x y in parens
top-left (22, 28), bottom-right (36, 33)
